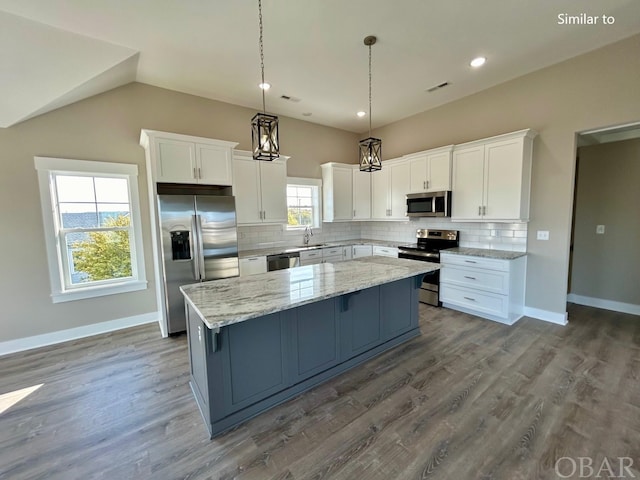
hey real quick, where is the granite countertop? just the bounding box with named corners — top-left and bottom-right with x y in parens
top-left (180, 256), bottom-right (438, 330)
top-left (239, 239), bottom-right (400, 259)
top-left (441, 247), bottom-right (527, 260)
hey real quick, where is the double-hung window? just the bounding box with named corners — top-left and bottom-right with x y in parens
top-left (35, 157), bottom-right (147, 303)
top-left (286, 177), bottom-right (322, 229)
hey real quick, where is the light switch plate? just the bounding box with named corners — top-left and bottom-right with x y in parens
top-left (596, 225), bottom-right (605, 234)
top-left (537, 230), bottom-right (550, 240)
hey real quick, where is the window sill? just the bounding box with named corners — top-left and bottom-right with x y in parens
top-left (51, 280), bottom-right (148, 304)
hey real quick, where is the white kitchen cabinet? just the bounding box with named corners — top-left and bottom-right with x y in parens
top-left (233, 151), bottom-right (288, 225)
top-left (322, 246), bottom-right (344, 263)
top-left (299, 249), bottom-right (323, 266)
top-left (372, 246), bottom-right (398, 257)
top-left (239, 256), bottom-right (267, 276)
top-left (371, 159), bottom-right (410, 220)
top-left (342, 246), bottom-right (353, 260)
top-left (440, 252), bottom-right (526, 325)
top-left (140, 130), bottom-right (237, 185)
top-left (321, 163), bottom-right (353, 222)
top-left (451, 129), bottom-right (537, 222)
top-left (352, 245), bottom-right (373, 258)
top-left (406, 145), bottom-right (453, 194)
top-left (352, 168), bottom-right (371, 220)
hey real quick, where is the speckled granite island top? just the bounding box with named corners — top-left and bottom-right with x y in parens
top-left (180, 257), bottom-right (438, 330)
top-left (442, 247), bottom-right (527, 260)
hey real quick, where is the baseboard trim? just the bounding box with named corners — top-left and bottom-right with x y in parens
top-left (0, 312), bottom-right (159, 357)
top-left (522, 306), bottom-right (568, 326)
top-left (567, 294), bottom-right (640, 316)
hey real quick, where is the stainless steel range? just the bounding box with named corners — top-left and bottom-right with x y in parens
top-left (397, 229), bottom-right (459, 306)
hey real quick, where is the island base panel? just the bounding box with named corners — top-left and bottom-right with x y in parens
top-left (186, 276), bottom-right (422, 438)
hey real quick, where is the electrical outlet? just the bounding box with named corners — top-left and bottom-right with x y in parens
top-left (537, 230), bottom-right (550, 241)
top-left (596, 225), bottom-right (605, 234)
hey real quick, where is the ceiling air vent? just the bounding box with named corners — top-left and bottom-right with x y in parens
top-left (280, 95), bottom-right (301, 103)
top-left (426, 82), bottom-right (450, 93)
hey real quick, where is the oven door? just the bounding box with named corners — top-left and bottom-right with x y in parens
top-left (398, 251), bottom-right (441, 306)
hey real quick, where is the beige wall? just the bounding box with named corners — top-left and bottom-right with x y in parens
top-left (0, 83), bottom-right (357, 343)
top-left (570, 139), bottom-right (640, 304)
top-left (371, 34), bottom-right (640, 318)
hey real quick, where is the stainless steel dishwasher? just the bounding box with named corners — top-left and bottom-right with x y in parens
top-left (267, 252), bottom-right (301, 271)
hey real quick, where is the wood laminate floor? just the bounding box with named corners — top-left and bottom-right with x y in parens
top-left (1, 304), bottom-right (639, 480)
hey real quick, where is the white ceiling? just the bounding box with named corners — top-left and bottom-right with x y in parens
top-left (1, 0), bottom-right (640, 131)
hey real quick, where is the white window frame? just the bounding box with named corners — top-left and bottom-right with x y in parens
top-left (35, 157), bottom-right (147, 303)
top-left (285, 177), bottom-right (322, 231)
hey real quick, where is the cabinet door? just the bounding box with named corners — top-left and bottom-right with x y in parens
top-left (427, 151), bottom-right (452, 191)
top-left (484, 139), bottom-right (524, 220)
top-left (371, 167), bottom-right (390, 219)
top-left (352, 245), bottom-right (373, 258)
top-left (339, 286), bottom-right (381, 359)
top-left (290, 299), bottom-right (339, 382)
top-left (408, 155), bottom-right (428, 193)
top-left (223, 312), bottom-right (288, 410)
top-left (352, 169), bottom-right (371, 220)
top-left (233, 158), bottom-right (262, 224)
top-left (381, 278), bottom-right (416, 340)
top-left (390, 161), bottom-right (410, 219)
top-left (197, 144), bottom-right (233, 186)
top-left (452, 146), bottom-right (485, 220)
top-left (155, 139), bottom-right (197, 183)
top-left (342, 246), bottom-right (353, 260)
top-left (187, 306), bottom-right (209, 410)
top-left (260, 161), bottom-right (288, 223)
top-left (332, 167), bottom-right (353, 221)
top-left (239, 256), bottom-right (267, 276)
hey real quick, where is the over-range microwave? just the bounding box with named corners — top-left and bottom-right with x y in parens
top-left (406, 191), bottom-right (452, 217)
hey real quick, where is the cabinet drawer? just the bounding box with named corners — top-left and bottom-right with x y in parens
top-left (322, 247), bottom-right (342, 257)
top-left (441, 265), bottom-right (509, 295)
top-left (440, 284), bottom-right (508, 318)
top-left (440, 253), bottom-right (508, 272)
top-left (322, 255), bottom-right (343, 264)
top-left (300, 249), bottom-right (322, 261)
top-left (373, 246), bottom-right (398, 257)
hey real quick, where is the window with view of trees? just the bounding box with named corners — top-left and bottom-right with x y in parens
top-left (286, 181), bottom-right (321, 228)
top-left (35, 157), bottom-right (146, 303)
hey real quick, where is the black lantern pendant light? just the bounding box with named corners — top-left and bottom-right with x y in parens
top-left (359, 35), bottom-right (382, 172)
top-left (251, 0), bottom-right (279, 161)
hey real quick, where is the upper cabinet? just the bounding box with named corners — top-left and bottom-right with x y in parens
top-left (406, 145), bottom-right (453, 194)
top-left (371, 159), bottom-right (410, 220)
top-left (452, 129), bottom-right (537, 222)
top-left (233, 151), bottom-right (288, 225)
top-left (352, 168), bottom-right (372, 220)
top-left (321, 163), bottom-right (353, 222)
top-left (140, 130), bottom-right (238, 185)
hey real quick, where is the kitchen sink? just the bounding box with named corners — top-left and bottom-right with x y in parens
top-left (285, 244), bottom-right (329, 252)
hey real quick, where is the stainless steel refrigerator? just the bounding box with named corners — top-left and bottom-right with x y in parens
top-left (158, 192), bottom-right (239, 334)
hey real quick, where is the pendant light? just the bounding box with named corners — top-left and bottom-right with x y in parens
top-left (359, 35), bottom-right (382, 172)
top-left (251, 0), bottom-right (279, 161)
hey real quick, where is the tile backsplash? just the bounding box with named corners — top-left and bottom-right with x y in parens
top-left (238, 218), bottom-right (527, 252)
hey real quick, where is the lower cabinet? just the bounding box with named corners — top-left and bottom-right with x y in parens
top-left (186, 275), bottom-right (421, 437)
top-left (239, 256), bottom-right (267, 276)
top-left (440, 252), bottom-right (526, 325)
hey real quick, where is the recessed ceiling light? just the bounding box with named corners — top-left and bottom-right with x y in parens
top-left (470, 57), bottom-right (486, 68)
top-left (356, 111), bottom-right (366, 117)
top-left (259, 82), bottom-right (271, 90)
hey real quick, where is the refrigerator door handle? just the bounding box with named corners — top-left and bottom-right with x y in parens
top-left (191, 215), bottom-right (201, 280)
top-left (194, 214), bottom-right (206, 280)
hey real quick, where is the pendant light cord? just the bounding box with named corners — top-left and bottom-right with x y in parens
top-left (368, 42), bottom-right (372, 138)
top-left (258, 0), bottom-right (266, 115)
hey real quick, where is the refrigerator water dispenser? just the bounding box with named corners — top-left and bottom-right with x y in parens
top-left (170, 231), bottom-right (191, 260)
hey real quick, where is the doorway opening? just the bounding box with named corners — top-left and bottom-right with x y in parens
top-left (568, 121), bottom-right (640, 315)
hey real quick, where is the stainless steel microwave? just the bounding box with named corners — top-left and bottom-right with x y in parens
top-left (406, 191), bottom-right (452, 217)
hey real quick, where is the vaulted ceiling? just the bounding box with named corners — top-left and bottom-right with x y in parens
top-left (1, 0), bottom-right (639, 131)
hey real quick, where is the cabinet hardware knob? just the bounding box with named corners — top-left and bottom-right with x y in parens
top-left (478, 206), bottom-right (482, 216)
top-left (464, 260), bottom-right (477, 263)
top-left (198, 167), bottom-right (201, 179)
top-left (464, 276), bottom-right (476, 280)
top-left (463, 296), bottom-right (476, 302)
top-left (193, 167), bottom-right (197, 179)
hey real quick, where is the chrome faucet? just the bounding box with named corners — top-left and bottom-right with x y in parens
top-left (303, 226), bottom-right (313, 246)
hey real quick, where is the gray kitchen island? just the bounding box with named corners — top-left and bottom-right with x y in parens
top-left (180, 256), bottom-right (438, 438)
